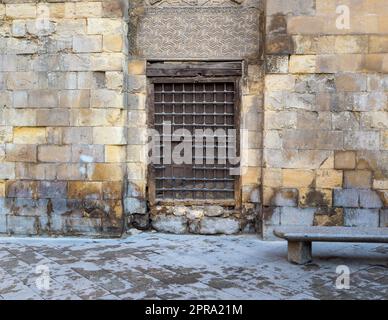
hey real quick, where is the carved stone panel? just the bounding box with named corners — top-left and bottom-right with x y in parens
top-left (136, 7), bottom-right (262, 59)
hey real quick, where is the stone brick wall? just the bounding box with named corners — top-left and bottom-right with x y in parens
top-left (263, 0), bottom-right (388, 238)
top-left (0, 0), bottom-right (128, 236)
top-left (0, 0), bottom-right (387, 238)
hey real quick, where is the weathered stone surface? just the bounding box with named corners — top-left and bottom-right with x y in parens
top-left (344, 209), bottom-right (380, 228)
top-left (281, 207), bottom-right (315, 226)
top-left (334, 189), bottom-right (359, 208)
top-left (359, 190), bottom-right (383, 209)
top-left (274, 189), bottom-right (298, 207)
top-left (196, 217), bottom-right (240, 235)
top-left (344, 171), bottom-right (372, 189)
top-left (313, 208), bottom-right (344, 227)
top-left (124, 198), bottom-right (147, 215)
top-left (151, 215), bottom-right (188, 234)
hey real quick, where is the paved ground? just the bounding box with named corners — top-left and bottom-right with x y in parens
top-left (0, 231), bottom-right (387, 300)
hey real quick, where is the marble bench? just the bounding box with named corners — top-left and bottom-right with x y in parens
top-left (274, 226), bottom-right (388, 264)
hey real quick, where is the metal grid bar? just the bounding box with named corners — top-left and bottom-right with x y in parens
top-left (153, 81), bottom-right (237, 200)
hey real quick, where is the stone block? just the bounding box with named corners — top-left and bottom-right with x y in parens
top-left (344, 170), bottom-right (372, 189)
top-left (316, 170), bottom-right (343, 188)
top-left (124, 198), bottom-right (147, 215)
top-left (37, 109), bottom-right (70, 126)
top-left (373, 179), bottom-right (388, 190)
top-left (6, 181), bottom-right (37, 198)
top-left (266, 55), bottom-right (289, 74)
top-left (344, 208), bottom-right (379, 227)
top-left (369, 36), bottom-right (388, 53)
top-left (344, 131), bottom-right (380, 150)
top-left (289, 55), bottom-right (316, 73)
top-left (282, 169), bottom-right (314, 188)
top-left (335, 73), bottom-right (367, 92)
top-left (102, 181), bottom-right (122, 200)
top-left (6, 144), bottom-right (37, 163)
top-left (75, 2), bottom-right (102, 18)
top-left (7, 215), bottom-right (38, 236)
top-left (103, 35), bottom-right (123, 52)
top-left (334, 151), bottom-right (356, 170)
top-left (90, 52), bottom-right (123, 71)
top-left (194, 217), bottom-right (240, 235)
top-left (63, 127), bottom-right (93, 145)
top-left (128, 75), bottom-right (147, 94)
top-left (93, 127), bottom-right (126, 145)
top-left (38, 181), bottom-right (67, 199)
top-left (0, 215), bottom-right (5, 233)
top-left (280, 207), bottom-right (315, 226)
top-left (68, 181), bottom-right (102, 200)
top-left (0, 163), bottom-right (15, 180)
top-left (90, 89), bottom-right (123, 108)
top-left (77, 72), bottom-right (106, 89)
top-left (0, 127), bottom-right (12, 144)
top-left (28, 90), bottom-right (58, 108)
top-left (380, 210), bottom-right (388, 227)
top-left (127, 61), bottom-right (146, 77)
top-left (332, 112), bottom-right (360, 130)
top-left (38, 145), bottom-right (71, 163)
top-left (13, 127), bottom-right (46, 145)
top-left (151, 215), bottom-right (187, 234)
top-left (71, 145), bottom-right (104, 163)
top-left (360, 112), bottom-right (388, 130)
top-left (313, 208), bottom-right (344, 227)
top-left (0, 182), bottom-right (5, 198)
top-left (273, 189), bottom-right (298, 207)
top-left (267, 0), bottom-right (315, 16)
top-left (265, 75), bottom-right (295, 92)
top-left (6, 4), bottom-right (36, 19)
top-left (106, 72), bottom-right (123, 90)
top-left (359, 190), bottom-right (383, 209)
top-left (87, 18), bottom-right (122, 35)
top-left (15, 163), bottom-right (56, 181)
top-left (105, 145), bottom-right (126, 163)
top-left (299, 188), bottom-right (332, 207)
top-left (56, 164), bottom-right (86, 181)
top-left (334, 189), bottom-right (359, 208)
top-left (73, 35), bottom-right (102, 53)
top-left (87, 163), bottom-right (123, 181)
top-left (102, 0), bottom-right (124, 18)
top-left (59, 90), bottom-right (90, 108)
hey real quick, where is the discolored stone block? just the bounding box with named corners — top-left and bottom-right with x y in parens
top-left (6, 144), bottom-right (37, 163)
top-left (68, 181), bottom-right (103, 200)
top-left (344, 208), bottom-right (379, 228)
top-left (344, 170), bottom-right (372, 189)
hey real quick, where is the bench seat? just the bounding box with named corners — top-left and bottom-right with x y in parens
top-left (274, 226), bottom-right (388, 264)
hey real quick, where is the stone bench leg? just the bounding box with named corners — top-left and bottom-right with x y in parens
top-left (288, 241), bottom-right (312, 265)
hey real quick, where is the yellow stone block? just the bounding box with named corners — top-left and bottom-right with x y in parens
top-left (128, 60), bottom-right (146, 75)
top-left (6, 4), bottom-right (36, 18)
top-left (382, 131), bottom-right (388, 150)
top-left (103, 35), bottom-right (123, 52)
top-left (316, 170), bottom-right (343, 188)
top-left (68, 181), bottom-right (102, 199)
top-left (282, 169), bottom-right (315, 188)
top-left (13, 127), bottom-right (46, 145)
top-left (105, 145), bottom-right (126, 163)
top-left (263, 168), bottom-right (282, 188)
top-left (241, 167), bottom-right (261, 185)
top-left (88, 163), bottom-right (123, 181)
top-left (289, 55), bottom-right (317, 74)
top-left (0, 181), bottom-right (5, 197)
